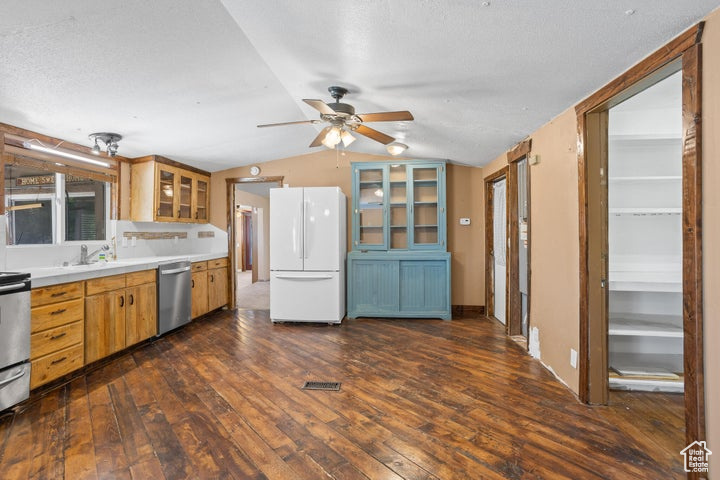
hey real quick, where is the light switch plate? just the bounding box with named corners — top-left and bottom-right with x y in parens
top-left (570, 348), bottom-right (578, 368)
top-left (459, 218), bottom-right (471, 225)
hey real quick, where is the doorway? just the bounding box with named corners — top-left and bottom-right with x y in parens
top-left (577, 24), bottom-right (703, 450)
top-left (507, 140), bottom-right (532, 342)
top-left (226, 176), bottom-right (283, 310)
top-left (484, 167), bottom-right (508, 326)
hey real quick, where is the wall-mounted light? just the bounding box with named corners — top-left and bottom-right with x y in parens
top-left (88, 132), bottom-right (122, 157)
top-left (22, 140), bottom-right (112, 168)
top-left (386, 142), bottom-right (408, 156)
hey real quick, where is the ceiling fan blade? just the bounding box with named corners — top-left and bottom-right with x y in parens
top-left (357, 111), bottom-right (414, 122)
top-left (309, 126), bottom-right (332, 147)
top-left (303, 99), bottom-right (336, 115)
top-left (354, 125), bottom-right (395, 145)
top-left (257, 119), bottom-right (319, 128)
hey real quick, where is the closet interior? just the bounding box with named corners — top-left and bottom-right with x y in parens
top-left (607, 71), bottom-right (683, 393)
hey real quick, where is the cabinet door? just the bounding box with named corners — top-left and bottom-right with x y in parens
top-left (126, 283), bottom-right (157, 346)
top-left (408, 164), bottom-right (446, 250)
top-left (388, 164), bottom-right (409, 249)
top-left (349, 260), bottom-right (399, 314)
top-left (191, 270), bottom-right (209, 318)
top-left (194, 175), bottom-right (209, 223)
top-left (85, 290), bottom-right (126, 363)
top-left (352, 165), bottom-right (388, 250)
top-left (155, 165), bottom-right (177, 221)
top-left (208, 267), bottom-right (228, 311)
top-left (399, 261), bottom-right (449, 313)
top-left (178, 173), bottom-right (193, 221)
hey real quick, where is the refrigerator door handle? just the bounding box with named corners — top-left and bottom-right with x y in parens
top-left (296, 202), bottom-right (304, 259)
top-left (274, 274), bottom-right (333, 280)
top-left (303, 200), bottom-right (310, 259)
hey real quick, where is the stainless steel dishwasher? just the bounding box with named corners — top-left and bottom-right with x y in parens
top-left (0, 272), bottom-right (31, 412)
top-left (157, 261), bottom-right (191, 335)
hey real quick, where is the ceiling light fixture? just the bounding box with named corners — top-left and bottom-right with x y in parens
top-left (321, 126), bottom-right (342, 149)
top-left (22, 141), bottom-right (112, 168)
top-left (386, 142), bottom-right (408, 156)
top-left (88, 132), bottom-right (122, 157)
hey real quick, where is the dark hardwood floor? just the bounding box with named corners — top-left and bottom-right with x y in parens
top-left (0, 309), bottom-right (685, 479)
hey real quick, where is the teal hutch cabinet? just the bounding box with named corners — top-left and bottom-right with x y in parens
top-left (347, 160), bottom-right (451, 320)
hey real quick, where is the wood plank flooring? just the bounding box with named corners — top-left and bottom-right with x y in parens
top-left (0, 309), bottom-right (685, 479)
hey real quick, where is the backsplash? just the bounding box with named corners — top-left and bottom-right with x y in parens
top-left (0, 215), bottom-right (227, 271)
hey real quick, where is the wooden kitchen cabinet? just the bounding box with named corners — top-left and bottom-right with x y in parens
top-left (208, 258), bottom-right (229, 311)
top-left (130, 155), bottom-right (211, 223)
top-left (85, 270), bottom-right (157, 364)
top-left (30, 281), bottom-right (85, 389)
top-left (191, 258), bottom-right (229, 317)
top-left (191, 262), bottom-right (209, 318)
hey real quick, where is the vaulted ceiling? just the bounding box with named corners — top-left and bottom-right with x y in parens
top-left (1, 1), bottom-right (718, 171)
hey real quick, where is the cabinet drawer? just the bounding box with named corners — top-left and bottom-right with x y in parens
top-left (31, 298), bottom-right (84, 333)
top-left (31, 321), bottom-right (83, 360)
top-left (126, 269), bottom-right (156, 287)
top-left (30, 344), bottom-right (84, 389)
top-left (31, 282), bottom-right (83, 307)
top-left (86, 274), bottom-right (126, 296)
top-left (192, 261), bottom-right (208, 272)
top-left (209, 258), bottom-right (228, 269)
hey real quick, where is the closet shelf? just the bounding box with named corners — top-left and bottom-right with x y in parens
top-left (609, 270), bottom-right (681, 292)
top-left (609, 207), bottom-right (681, 216)
top-left (609, 315), bottom-right (682, 337)
top-left (608, 176), bottom-right (681, 182)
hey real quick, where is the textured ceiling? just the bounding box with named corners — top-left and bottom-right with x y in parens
top-left (0, 1), bottom-right (718, 171)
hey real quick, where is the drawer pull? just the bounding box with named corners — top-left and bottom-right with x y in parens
top-left (50, 356), bottom-right (67, 365)
top-left (129, 294), bottom-right (134, 306)
top-left (50, 291), bottom-right (67, 298)
top-left (50, 308), bottom-right (67, 315)
top-left (50, 332), bottom-right (67, 340)
top-left (191, 279), bottom-right (195, 288)
top-left (120, 295), bottom-right (125, 307)
top-left (210, 274), bottom-right (214, 283)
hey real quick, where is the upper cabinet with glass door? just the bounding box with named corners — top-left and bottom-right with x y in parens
top-left (351, 160), bottom-right (446, 251)
top-left (130, 156), bottom-right (211, 223)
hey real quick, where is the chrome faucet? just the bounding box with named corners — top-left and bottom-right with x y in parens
top-left (79, 244), bottom-right (110, 265)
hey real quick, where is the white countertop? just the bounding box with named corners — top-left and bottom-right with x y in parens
top-left (27, 252), bottom-right (228, 288)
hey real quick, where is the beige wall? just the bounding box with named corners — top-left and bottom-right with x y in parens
top-left (482, 109), bottom-right (581, 393)
top-left (210, 149), bottom-right (485, 306)
top-left (702, 8), bottom-right (720, 478)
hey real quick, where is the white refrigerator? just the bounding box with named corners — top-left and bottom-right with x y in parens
top-left (269, 187), bottom-right (346, 323)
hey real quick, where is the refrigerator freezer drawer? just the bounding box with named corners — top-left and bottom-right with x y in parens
top-left (270, 271), bottom-right (345, 323)
top-left (0, 362), bottom-right (30, 411)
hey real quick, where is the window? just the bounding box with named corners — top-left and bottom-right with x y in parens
top-left (4, 163), bottom-right (110, 245)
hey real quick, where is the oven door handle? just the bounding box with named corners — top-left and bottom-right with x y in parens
top-left (0, 282), bottom-right (27, 293)
top-left (0, 368), bottom-right (26, 387)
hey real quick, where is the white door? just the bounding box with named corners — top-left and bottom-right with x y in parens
top-left (269, 188), bottom-right (304, 271)
top-left (493, 179), bottom-right (507, 325)
top-left (303, 187), bottom-right (342, 271)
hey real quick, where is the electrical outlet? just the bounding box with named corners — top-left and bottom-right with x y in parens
top-left (131, 236), bottom-right (137, 247)
top-left (174, 235), bottom-right (179, 245)
top-left (459, 218), bottom-right (471, 225)
top-left (570, 348), bottom-right (578, 368)
top-left (121, 236), bottom-right (128, 247)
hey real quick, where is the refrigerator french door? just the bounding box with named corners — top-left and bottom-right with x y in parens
top-left (270, 187), bottom-right (346, 323)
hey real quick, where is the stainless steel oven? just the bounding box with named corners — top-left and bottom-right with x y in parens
top-left (0, 272), bottom-right (31, 412)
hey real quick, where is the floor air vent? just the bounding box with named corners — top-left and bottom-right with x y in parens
top-left (302, 381), bottom-right (341, 391)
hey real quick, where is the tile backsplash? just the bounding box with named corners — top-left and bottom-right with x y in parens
top-left (0, 216), bottom-right (227, 271)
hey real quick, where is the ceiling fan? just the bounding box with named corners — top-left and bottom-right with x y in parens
top-left (257, 86), bottom-right (414, 149)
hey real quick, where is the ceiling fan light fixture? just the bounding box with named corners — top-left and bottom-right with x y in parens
top-left (321, 126), bottom-right (342, 149)
top-left (340, 129), bottom-right (356, 147)
top-left (386, 142), bottom-right (408, 156)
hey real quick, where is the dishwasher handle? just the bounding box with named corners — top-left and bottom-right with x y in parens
top-left (0, 368), bottom-right (27, 387)
top-left (160, 266), bottom-right (191, 275)
top-left (0, 282), bottom-right (28, 293)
